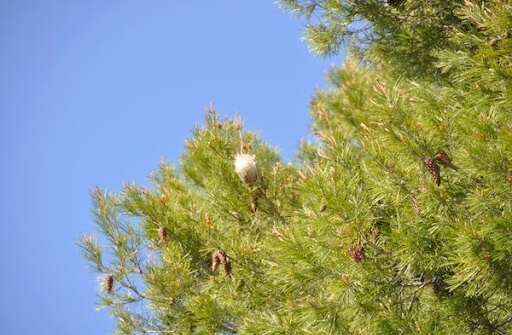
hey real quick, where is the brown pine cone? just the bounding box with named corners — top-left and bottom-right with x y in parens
top-left (424, 158), bottom-right (441, 186)
top-left (157, 227), bottom-right (168, 245)
top-left (435, 151), bottom-right (458, 170)
top-left (212, 250), bottom-right (228, 272)
top-left (104, 274), bottom-right (114, 294)
top-left (348, 245), bottom-right (366, 263)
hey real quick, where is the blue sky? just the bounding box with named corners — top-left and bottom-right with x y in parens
top-left (0, 1), bottom-right (343, 333)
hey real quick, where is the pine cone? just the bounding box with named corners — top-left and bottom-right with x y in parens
top-left (424, 158), bottom-right (441, 186)
top-left (348, 245), bottom-right (366, 263)
top-left (104, 274), bottom-right (114, 294)
top-left (157, 227), bottom-right (168, 245)
top-left (212, 250), bottom-right (228, 273)
top-left (212, 254), bottom-right (221, 272)
top-left (435, 151), bottom-right (458, 170)
top-left (212, 251), bottom-right (222, 272)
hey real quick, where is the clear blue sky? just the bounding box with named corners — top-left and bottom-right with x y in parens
top-left (0, 1), bottom-right (343, 334)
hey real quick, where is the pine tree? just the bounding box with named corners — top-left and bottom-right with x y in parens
top-left (80, 1), bottom-right (512, 334)
top-left (278, 0), bottom-right (485, 81)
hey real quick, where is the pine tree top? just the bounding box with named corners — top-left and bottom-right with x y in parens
top-left (80, 1), bottom-right (512, 334)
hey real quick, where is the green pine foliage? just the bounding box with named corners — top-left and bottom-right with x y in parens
top-left (278, 0), bottom-right (486, 80)
top-left (80, 1), bottom-right (512, 334)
